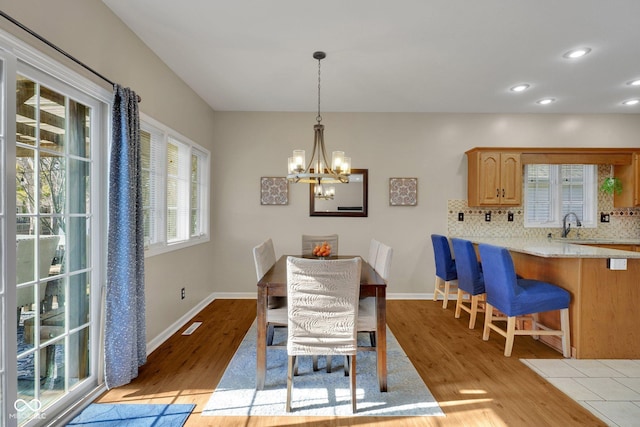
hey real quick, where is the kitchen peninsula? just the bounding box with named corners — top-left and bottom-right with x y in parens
top-left (463, 237), bottom-right (640, 359)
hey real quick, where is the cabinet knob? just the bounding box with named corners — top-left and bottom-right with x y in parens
top-left (496, 188), bottom-right (500, 197)
top-left (502, 189), bottom-right (505, 197)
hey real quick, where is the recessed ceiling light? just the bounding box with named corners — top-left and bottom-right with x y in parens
top-left (537, 98), bottom-right (556, 105)
top-left (627, 79), bottom-right (640, 86)
top-left (510, 84), bottom-right (530, 92)
top-left (563, 48), bottom-right (591, 59)
top-left (622, 99), bottom-right (640, 106)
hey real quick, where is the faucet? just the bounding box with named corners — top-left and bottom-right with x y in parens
top-left (561, 212), bottom-right (582, 238)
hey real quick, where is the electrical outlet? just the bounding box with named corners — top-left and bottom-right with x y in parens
top-left (600, 213), bottom-right (610, 223)
top-left (485, 211), bottom-right (491, 222)
top-left (458, 212), bottom-right (464, 221)
top-left (507, 212), bottom-right (514, 222)
top-left (181, 287), bottom-right (186, 300)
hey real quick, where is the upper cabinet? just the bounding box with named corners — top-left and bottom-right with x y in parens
top-left (466, 149), bottom-right (522, 206)
top-left (614, 152), bottom-right (640, 207)
top-left (466, 147), bottom-right (640, 208)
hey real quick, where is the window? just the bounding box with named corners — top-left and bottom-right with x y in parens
top-left (140, 114), bottom-right (209, 256)
top-left (524, 164), bottom-right (597, 228)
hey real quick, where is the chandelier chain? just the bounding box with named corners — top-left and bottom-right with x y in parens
top-left (316, 55), bottom-right (322, 124)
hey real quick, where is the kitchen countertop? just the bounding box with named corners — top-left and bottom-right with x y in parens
top-left (459, 237), bottom-right (640, 259)
top-left (550, 237), bottom-right (640, 245)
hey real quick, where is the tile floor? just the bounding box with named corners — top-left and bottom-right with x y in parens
top-left (521, 359), bottom-right (640, 427)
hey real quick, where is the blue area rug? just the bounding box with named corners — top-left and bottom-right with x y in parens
top-left (203, 321), bottom-right (445, 417)
top-left (67, 403), bottom-right (195, 426)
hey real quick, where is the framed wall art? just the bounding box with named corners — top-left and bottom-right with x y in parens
top-left (260, 177), bottom-right (288, 205)
top-left (389, 177), bottom-right (418, 206)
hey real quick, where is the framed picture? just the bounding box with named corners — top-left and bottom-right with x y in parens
top-left (389, 177), bottom-right (418, 206)
top-left (260, 177), bottom-right (288, 205)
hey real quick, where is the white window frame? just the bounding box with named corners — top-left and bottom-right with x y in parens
top-left (141, 113), bottom-right (210, 257)
top-left (0, 27), bottom-right (112, 424)
top-left (524, 164), bottom-right (597, 228)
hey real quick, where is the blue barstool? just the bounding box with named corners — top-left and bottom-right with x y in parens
top-left (451, 238), bottom-right (485, 328)
top-left (430, 234), bottom-right (458, 309)
top-left (478, 244), bottom-right (571, 357)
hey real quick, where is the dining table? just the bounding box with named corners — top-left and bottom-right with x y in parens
top-left (256, 254), bottom-right (388, 391)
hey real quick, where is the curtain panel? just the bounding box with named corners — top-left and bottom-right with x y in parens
top-left (105, 85), bottom-right (146, 389)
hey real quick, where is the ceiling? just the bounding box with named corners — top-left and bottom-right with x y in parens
top-left (102, 0), bottom-right (640, 114)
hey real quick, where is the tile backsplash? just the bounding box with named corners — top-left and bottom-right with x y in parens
top-left (448, 165), bottom-right (640, 239)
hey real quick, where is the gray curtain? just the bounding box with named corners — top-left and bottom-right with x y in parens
top-left (105, 85), bottom-right (146, 389)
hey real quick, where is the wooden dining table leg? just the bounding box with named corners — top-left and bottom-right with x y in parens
top-left (376, 286), bottom-right (387, 392)
top-left (256, 287), bottom-right (267, 389)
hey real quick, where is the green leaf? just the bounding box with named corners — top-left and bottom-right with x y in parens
top-left (599, 177), bottom-right (623, 195)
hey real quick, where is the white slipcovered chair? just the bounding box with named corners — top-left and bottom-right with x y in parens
top-left (286, 256), bottom-right (361, 413)
top-left (253, 238), bottom-right (287, 346)
top-left (301, 234), bottom-right (338, 256)
top-left (368, 238), bottom-right (381, 267)
top-left (359, 242), bottom-right (393, 347)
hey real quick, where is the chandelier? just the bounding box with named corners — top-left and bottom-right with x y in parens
top-left (287, 51), bottom-right (351, 198)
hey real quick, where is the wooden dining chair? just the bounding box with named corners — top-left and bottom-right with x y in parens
top-left (253, 238), bottom-right (286, 346)
top-left (478, 243), bottom-right (571, 357)
top-left (285, 256), bottom-right (361, 413)
top-left (302, 234), bottom-right (338, 256)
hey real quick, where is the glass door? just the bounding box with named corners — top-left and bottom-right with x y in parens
top-left (13, 66), bottom-right (101, 425)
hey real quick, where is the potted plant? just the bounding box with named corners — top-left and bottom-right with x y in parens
top-left (600, 167), bottom-right (623, 195)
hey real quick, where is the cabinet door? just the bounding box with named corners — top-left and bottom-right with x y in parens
top-left (614, 153), bottom-right (640, 207)
top-left (500, 153), bottom-right (522, 206)
top-left (478, 152), bottom-right (501, 205)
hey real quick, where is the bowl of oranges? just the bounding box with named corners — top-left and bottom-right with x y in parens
top-left (312, 241), bottom-right (332, 259)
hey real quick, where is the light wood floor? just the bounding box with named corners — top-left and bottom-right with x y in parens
top-left (96, 299), bottom-right (606, 426)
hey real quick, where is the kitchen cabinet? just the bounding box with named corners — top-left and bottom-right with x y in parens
top-left (614, 152), bottom-right (640, 207)
top-left (466, 149), bottom-right (522, 206)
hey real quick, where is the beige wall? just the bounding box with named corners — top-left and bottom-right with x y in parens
top-left (3, 1), bottom-right (640, 346)
top-left (211, 112), bottom-right (640, 298)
